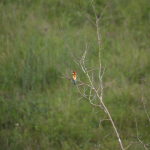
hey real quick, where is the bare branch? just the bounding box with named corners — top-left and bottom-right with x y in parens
top-left (133, 64), bottom-right (150, 85)
top-left (55, 1), bottom-right (126, 149)
top-left (75, 3), bottom-right (96, 26)
top-left (128, 107), bottom-right (150, 150)
top-left (103, 75), bottom-right (120, 85)
top-left (103, 132), bottom-right (114, 141)
top-left (98, 0), bottom-right (111, 21)
top-left (140, 86), bottom-right (150, 123)
top-left (58, 23), bottom-right (79, 65)
top-left (99, 20), bottom-right (111, 30)
top-left (124, 143), bottom-right (132, 150)
top-left (89, 0), bottom-right (97, 19)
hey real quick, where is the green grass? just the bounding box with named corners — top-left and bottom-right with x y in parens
top-left (0, 0), bottom-right (150, 149)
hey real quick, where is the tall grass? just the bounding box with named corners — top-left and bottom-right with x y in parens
top-left (0, 0), bottom-right (150, 149)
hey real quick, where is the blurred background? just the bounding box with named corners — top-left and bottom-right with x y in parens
top-left (0, 0), bottom-right (150, 149)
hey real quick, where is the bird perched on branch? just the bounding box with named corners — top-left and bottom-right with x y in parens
top-left (71, 71), bottom-right (76, 85)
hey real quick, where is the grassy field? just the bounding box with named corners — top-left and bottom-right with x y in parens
top-left (0, 0), bottom-right (150, 149)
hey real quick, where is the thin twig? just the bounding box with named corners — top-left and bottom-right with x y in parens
top-left (98, 0), bottom-right (111, 21)
top-left (99, 20), bottom-right (112, 30)
top-left (58, 22), bottom-right (79, 65)
top-left (75, 3), bottom-right (96, 26)
top-left (140, 85), bottom-right (150, 123)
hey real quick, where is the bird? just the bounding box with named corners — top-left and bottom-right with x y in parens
top-left (71, 71), bottom-right (76, 85)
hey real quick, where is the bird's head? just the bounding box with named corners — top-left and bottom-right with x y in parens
top-left (71, 71), bottom-right (76, 75)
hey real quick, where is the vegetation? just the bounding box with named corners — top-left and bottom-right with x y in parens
top-left (0, 0), bottom-right (150, 149)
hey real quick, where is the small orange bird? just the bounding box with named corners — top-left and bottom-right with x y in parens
top-left (71, 71), bottom-right (76, 84)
